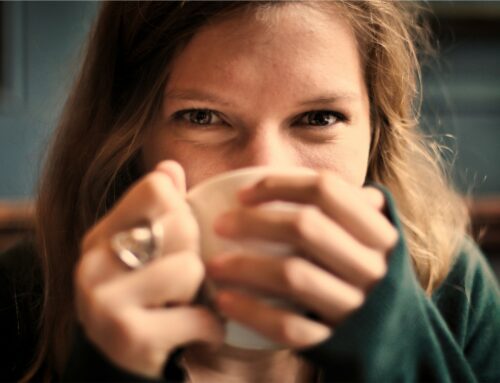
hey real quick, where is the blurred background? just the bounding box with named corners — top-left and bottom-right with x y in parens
top-left (0, 1), bottom-right (499, 275)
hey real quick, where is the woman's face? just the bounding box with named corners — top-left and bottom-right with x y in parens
top-left (142, 4), bottom-right (371, 189)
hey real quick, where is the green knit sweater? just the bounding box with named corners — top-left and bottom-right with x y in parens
top-left (1, 192), bottom-right (499, 382)
top-left (298, 191), bottom-right (500, 382)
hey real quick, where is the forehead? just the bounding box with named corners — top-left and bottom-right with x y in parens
top-left (165, 3), bottom-right (365, 104)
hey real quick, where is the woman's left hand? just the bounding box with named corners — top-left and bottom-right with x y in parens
top-left (206, 171), bottom-right (399, 349)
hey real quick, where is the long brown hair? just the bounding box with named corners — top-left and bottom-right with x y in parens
top-left (26, 1), bottom-right (468, 380)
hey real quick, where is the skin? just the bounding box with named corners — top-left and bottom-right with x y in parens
top-left (76, 3), bottom-right (398, 380)
top-left (145, 4), bottom-right (370, 187)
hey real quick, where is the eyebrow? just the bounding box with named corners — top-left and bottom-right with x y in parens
top-left (164, 89), bottom-right (360, 107)
top-left (298, 93), bottom-right (360, 106)
top-left (165, 89), bottom-right (235, 107)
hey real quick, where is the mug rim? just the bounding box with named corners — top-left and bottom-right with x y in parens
top-left (187, 165), bottom-right (316, 200)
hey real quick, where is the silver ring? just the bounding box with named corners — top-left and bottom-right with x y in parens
top-left (111, 220), bottom-right (164, 269)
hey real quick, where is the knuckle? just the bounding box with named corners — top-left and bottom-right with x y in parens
top-left (372, 187), bottom-right (385, 202)
top-left (117, 320), bottom-right (144, 351)
top-left (386, 226), bottom-right (399, 248)
top-left (138, 173), bottom-right (172, 208)
top-left (363, 186), bottom-right (382, 198)
top-left (362, 187), bottom-right (386, 209)
top-left (276, 316), bottom-right (305, 344)
top-left (359, 251), bottom-right (388, 288)
top-left (291, 207), bottom-right (319, 240)
top-left (78, 287), bottom-right (164, 371)
top-left (107, 309), bottom-right (146, 349)
top-left (163, 212), bottom-right (200, 254)
top-left (370, 256), bottom-right (388, 281)
top-left (349, 289), bottom-right (366, 311)
top-left (183, 254), bottom-right (206, 284)
top-left (281, 257), bottom-right (308, 293)
top-left (177, 212), bottom-right (200, 243)
top-left (77, 284), bottom-right (113, 330)
top-left (234, 208), bottom-right (247, 224)
top-left (88, 285), bottom-right (113, 314)
top-left (138, 346), bottom-right (165, 373)
top-left (256, 176), bottom-right (275, 192)
top-left (374, 257), bottom-right (388, 280)
top-left (377, 258), bottom-right (389, 278)
top-left (314, 172), bottom-right (330, 198)
top-left (313, 171), bottom-right (337, 202)
top-left (75, 243), bottom-right (107, 288)
top-left (366, 225), bottom-right (398, 254)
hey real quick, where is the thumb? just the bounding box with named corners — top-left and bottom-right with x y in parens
top-left (155, 160), bottom-right (187, 196)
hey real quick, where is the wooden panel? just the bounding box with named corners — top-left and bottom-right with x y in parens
top-left (0, 200), bottom-right (34, 251)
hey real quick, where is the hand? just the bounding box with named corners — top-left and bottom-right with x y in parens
top-left (207, 171), bottom-right (398, 349)
top-left (75, 161), bottom-right (224, 378)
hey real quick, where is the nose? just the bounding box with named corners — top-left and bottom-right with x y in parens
top-left (235, 126), bottom-right (299, 169)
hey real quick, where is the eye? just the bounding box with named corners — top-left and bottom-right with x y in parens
top-left (296, 110), bottom-right (347, 127)
top-left (172, 108), bottom-right (224, 126)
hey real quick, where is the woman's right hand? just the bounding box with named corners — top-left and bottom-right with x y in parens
top-left (75, 160), bottom-right (224, 378)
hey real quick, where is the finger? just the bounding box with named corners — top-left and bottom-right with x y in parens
top-left (238, 172), bottom-right (397, 251)
top-left (361, 186), bottom-right (386, 211)
top-left (136, 306), bottom-right (225, 347)
top-left (155, 160), bottom-right (187, 196)
top-left (94, 306), bottom-right (224, 378)
top-left (78, 209), bottom-right (199, 287)
top-left (102, 251), bottom-right (205, 307)
top-left (208, 253), bottom-right (365, 324)
top-left (215, 290), bottom-right (331, 349)
top-left (76, 241), bottom-right (124, 293)
top-left (160, 209), bottom-right (200, 254)
top-left (214, 207), bottom-right (388, 289)
top-left (82, 168), bottom-right (189, 254)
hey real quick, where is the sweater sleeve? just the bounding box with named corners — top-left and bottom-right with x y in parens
top-left (298, 188), bottom-right (500, 383)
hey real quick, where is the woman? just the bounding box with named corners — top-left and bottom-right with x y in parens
top-left (1, 1), bottom-right (498, 382)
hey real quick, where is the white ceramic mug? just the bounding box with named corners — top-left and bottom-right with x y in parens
top-left (186, 166), bottom-right (316, 349)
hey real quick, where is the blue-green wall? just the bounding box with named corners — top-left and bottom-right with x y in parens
top-left (0, 1), bottom-right (499, 198)
top-left (0, 1), bottom-right (98, 198)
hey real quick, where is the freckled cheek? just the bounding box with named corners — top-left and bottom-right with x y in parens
top-left (340, 150), bottom-right (370, 186)
top-left (144, 141), bottom-right (230, 190)
top-left (300, 145), bottom-right (369, 187)
top-left (158, 154), bottom-right (208, 188)
top-left (340, 128), bottom-right (372, 185)
top-left (338, 161), bottom-right (369, 186)
top-left (182, 157), bottom-right (232, 190)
